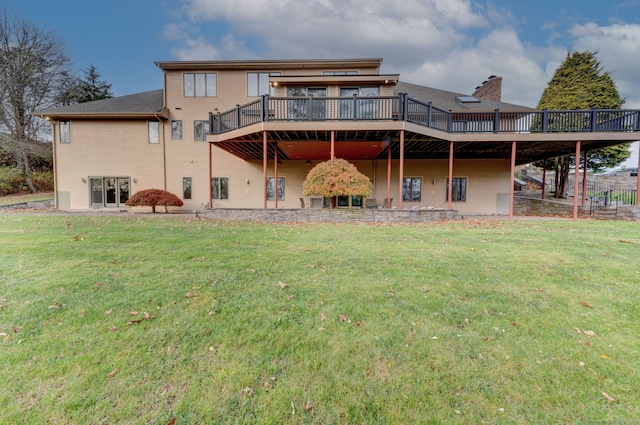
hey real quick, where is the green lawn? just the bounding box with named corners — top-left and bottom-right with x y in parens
top-left (1, 215), bottom-right (638, 424)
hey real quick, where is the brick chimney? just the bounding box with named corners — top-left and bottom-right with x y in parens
top-left (472, 75), bottom-right (502, 102)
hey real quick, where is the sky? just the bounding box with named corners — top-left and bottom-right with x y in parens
top-left (6, 0), bottom-right (640, 167)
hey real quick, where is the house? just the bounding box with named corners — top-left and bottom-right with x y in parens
top-left (34, 58), bottom-right (640, 218)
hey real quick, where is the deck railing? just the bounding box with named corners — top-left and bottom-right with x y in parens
top-left (209, 94), bottom-right (640, 136)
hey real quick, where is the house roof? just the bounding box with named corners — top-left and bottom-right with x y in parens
top-left (395, 81), bottom-right (535, 113)
top-left (155, 58), bottom-right (383, 72)
top-left (33, 90), bottom-right (167, 120)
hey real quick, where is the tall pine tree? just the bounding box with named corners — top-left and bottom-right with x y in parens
top-left (537, 51), bottom-right (629, 198)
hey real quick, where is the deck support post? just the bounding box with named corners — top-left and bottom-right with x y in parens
top-left (573, 141), bottom-right (581, 220)
top-left (398, 130), bottom-right (405, 210)
top-left (387, 140), bottom-right (391, 209)
top-left (208, 142), bottom-right (213, 208)
top-left (447, 141), bottom-right (454, 211)
top-left (509, 141), bottom-right (516, 220)
top-left (263, 131), bottom-right (268, 209)
top-left (330, 130), bottom-right (335, 160)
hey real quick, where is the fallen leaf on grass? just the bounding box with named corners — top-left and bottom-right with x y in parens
top-left (185, 292), bottom-right (196, 298)
top-left (302, 401), bottom-right (315, 411)
top-left (108, 326), bottom-right (118, 332)
top-left (242, 387), bottom-right (254, 396)
top-left (601, 391), bottom-right (618, 403)
top-left (166, 418), bottom-right (177, 425)
top-left (129, 312), bottom-right (156, 324)
top-left (128, 311), bottom-right (138, 316)
top-left (536, 288), bottom-right (546, 293)
top-left (584, 330), bottom-right (596, 337)
top-left (79, 308), bottom-right (86, 317)
top-left (106, 368), bottom-right (119, 378)
top-left (601, 354), bottom-right (611, 360)
top-left (320, 312), bottom-right (326, 321)
top-left (278, 282), bottom-right (290, 290)
top-left (580, 301), bottom-right (594, 309)
top-left (338, 314), bottom-right (348, 322)
top-left (48, 303), bottom-right (65, 309)
top-left (618, 239), bottom-right (634, 244)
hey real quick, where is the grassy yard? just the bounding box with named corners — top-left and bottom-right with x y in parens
top-left (0, 214), bottom-right (638, 424)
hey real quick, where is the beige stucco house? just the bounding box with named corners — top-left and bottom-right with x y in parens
top-left (34, 58), bottom-right (640, 217)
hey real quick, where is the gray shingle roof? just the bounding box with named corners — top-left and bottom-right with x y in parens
top-left (34, 89), bottom-right (165, 117)
top-left (395, 81), bottom-right (535, 113)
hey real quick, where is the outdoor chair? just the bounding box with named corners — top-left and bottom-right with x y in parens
top-left (382, 198), bottom-right (393, 208)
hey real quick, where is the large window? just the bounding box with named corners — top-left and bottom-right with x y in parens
top-left (339, 87), bottom-right (379, 119)
top-left (446, 177), bottom-right (467, 202)
top-left (194, 120), bottom-right (210, 141)
top-left (184, 73), bottom-right (217, 97)
top-left (183, 177), bottom-right (192, 200)
top-left (171, 120), bottom-right (183, 139)
top-left (287, 87), bottom-right (327, 120)
top-left (266, 177), bottom-right (285, 201)
top-left (247, 72), bottom-right (281, 96)
top-left (212, 177), bottom-right (229, 200)
top-left (402, 177), bottom-right (422, 202)
top-left (59, 121), bottom-right (70, 144)
top-left (148, 121), bottom-right (159, 144)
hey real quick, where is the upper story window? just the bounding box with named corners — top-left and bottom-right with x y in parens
top-left (59, 121), bottom-right (70, 144)
top-left (184, 73), bottom-right (216, 97)
top-left (323, 71), bottom-right (358, 76)
top-left (194, 120), bottom-right (210, 141)
top-left (148, 121), bottom-right (159, 144)
top-left (171, 120), bottom-right (183, 139)
top-left (247, 72), bottom-right (281, 96)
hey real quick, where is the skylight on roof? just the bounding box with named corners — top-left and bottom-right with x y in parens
top-left (456, 95), bottom-right (481, 103)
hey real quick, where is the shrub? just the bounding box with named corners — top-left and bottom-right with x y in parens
top-left (31, 171), bottom-right (54, 192)
top-left (125, 189), bottom-right (184, 213)
top-left (302, 158), bottom-right (373, 208)
top-left (0, 167), bottom-right (24, 196)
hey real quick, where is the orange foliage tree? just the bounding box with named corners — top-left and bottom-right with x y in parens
top-left (302, 158), bottom-right (373, 208)
top-left (125, 189), bottom-right (184, 213)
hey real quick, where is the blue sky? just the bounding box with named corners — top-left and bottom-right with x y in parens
top-left (7, 0), bottom-right (640, 166)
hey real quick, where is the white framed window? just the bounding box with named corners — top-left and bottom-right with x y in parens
top-left (247, 72), bottom-right (281, 96)
top-left (148, 121), bottom-right (159, 144)
top-left (59, 121), bottom-right (70, 144)
top-left (171, 120), bottom-right (183, 139)
top-left (266, 177), bottom-right (285, 201)
top-left (194, 120), bottom-right (210, 141)
top-left (184, 73), bottom-right (217, 97)
top-left (212, 177), bottom-right (229, 200)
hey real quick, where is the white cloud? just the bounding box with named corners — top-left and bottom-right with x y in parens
top-left (570, 22), bottom-right (640, 108)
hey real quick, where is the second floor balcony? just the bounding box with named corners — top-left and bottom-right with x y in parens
top-left (210, 94), bottom-right (640, 136)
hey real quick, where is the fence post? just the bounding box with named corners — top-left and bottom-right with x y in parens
top-left (208, 112), bottom-right (214, 135)
top-left (397, 93), bottom-right (404, 122)
top-left (262, 95), bottom-right (269, 122)
top-left (216, 112), bottom-right (221, 133)
top-left (494, 109), bottom-right (500, 133)
top-left (542, 109), bottom-right (548, 132)
top-left (427, 102), bottom-right (432, 127)
top-left (235, 104), bottom-right (240, 128)
top-left (591, 108), bottom-right (598, 131)
top-left (447, 110), bottom-right (453, 132)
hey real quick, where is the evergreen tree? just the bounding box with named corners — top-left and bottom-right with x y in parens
top-left (58, 65), bottom-right (113, 105)
top-left (537, 51), bottom-right (629, 198)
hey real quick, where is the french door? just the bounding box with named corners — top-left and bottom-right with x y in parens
top-left (90, 177), bottom-right (130, 208)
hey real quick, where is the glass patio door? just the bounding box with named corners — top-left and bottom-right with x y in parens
top-left (89, 177), bottom-right (130, 208)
